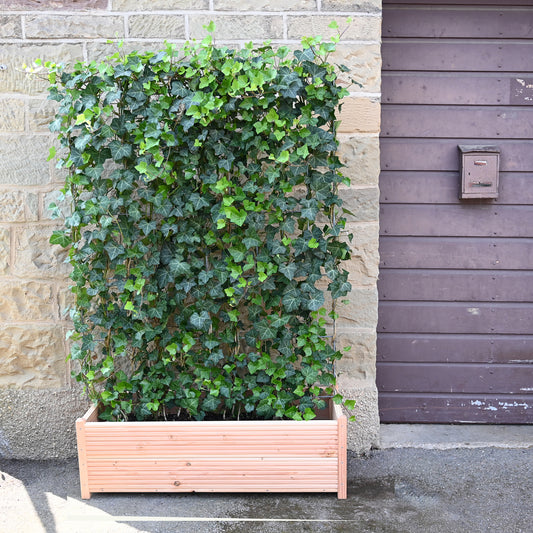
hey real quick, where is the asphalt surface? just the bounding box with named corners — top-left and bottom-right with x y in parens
top-left (1, 446), bottom-right (532, 533)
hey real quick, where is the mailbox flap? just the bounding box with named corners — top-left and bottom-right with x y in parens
top-left (458, 145), bottom-right (500, 155)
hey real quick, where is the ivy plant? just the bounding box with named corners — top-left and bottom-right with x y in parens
top-left (45, 29), bottom-right (355, 422)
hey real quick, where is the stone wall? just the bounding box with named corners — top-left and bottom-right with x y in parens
top-left (0, 0), bottom-right (381, 458)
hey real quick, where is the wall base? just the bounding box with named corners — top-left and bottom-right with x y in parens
top-left (0, 387), bottom-right (89, 459)
top-left (341, 384), bottom-right (381, 453)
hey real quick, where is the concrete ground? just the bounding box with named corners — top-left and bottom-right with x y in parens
top-left (1, 425), bottom-right (532, 533)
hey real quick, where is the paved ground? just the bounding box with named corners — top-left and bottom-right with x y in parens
top-left (1, 426), bottom-right (532, 533)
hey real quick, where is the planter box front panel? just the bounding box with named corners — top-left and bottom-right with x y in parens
top-left (77, 404), bottom-right (347, 499)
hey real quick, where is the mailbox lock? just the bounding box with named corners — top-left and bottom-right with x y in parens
top-left (458, 145), bottom-right (500, 199)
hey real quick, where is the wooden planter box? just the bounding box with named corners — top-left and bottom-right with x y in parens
top-left (76, 402), bottom-right (347, 499)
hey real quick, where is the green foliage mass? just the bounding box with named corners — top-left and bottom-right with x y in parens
top-left (47, 32), bottom-right (354, 422)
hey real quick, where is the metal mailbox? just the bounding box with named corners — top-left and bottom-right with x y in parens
top-left (458, 145), bottom-right (500, 199)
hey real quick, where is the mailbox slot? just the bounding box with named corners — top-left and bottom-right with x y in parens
top-left (458, 145), bottom-right (500, 199)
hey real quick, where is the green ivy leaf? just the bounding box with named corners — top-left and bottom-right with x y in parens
top-left (243, 236), bottom-right (262, 249)
top-left (50, 230), bottom-right (71, 248)
top-left (169, 258), bottom-right (191, 275)
top-left (189, 311), bottom-right (212, 331)
top-left (276, 150), bottom-right (290, 163)
top-left (329, 279), bottom-right (352, 299)
top-left (228, 246), bottom-right (246, 262)
top-left (301, 199), bottom-right (319, 220)
top-left (283, 288), bottom-right (301, 312)
top-left (304, 290), bottom-right (324, 311)
top-left (224, 206), bottom-right (247, 226)
top-left (279, 262), bottom-right (297, 280)
top-left (344, 399), bottom-right (356, 410)
top-left (104, 241), bottom-right (125, 260)
top-left (255, 319), bottom-right (277, 340)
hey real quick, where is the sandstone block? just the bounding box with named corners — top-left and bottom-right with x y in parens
top-left (0, 281), bottom-right (55, 322)
top-left (322, 0), bottom-right (381, 12)
top-left (58, 284), bottom-right (75, 319)
top-left (330, 44), bottom-right (381, 93)
top-left (28, 99), bottom-right (58, 132)
top-left (50, 165), bottom-right (69, 185)
top-left (0, 190), bottom-right (38, 222)
top-left (0, 16), bottom-right (22, 38)
top-left (0, 228), bottom-right (10, 274)
top-left (342, 221), bottom-right (379, 285)
top-left (0, 135), bottom-right (51, 185)
top-left (14, 227), bottom-right (71, 279)
top-left (113, 0), bottom-right (209, 9)
top-left (189, 15), bottom-right (284, 40)
top-left (0, 98), bottom-right (25, 132)
top-left (0, 44), bottom-right (84, 95)
top-left (338, 97), bottom-right (381, 134)
top-left (214, 0), bottom-right (316, 10)
top-left (334, 328), bottom-right (377, 383)
top-left (336, 286), bottom-right (378, 329)
top-left (129, 15), bottom-right (186, 39)
top-left (287, 15), bottom-right (380, 41)
top-left (337, 134), bottom-right (380, 187)
top-left (25, 15), bottom-right (125, 39)
top-left (0, 325), bottom-right (67, 388)
top-left (2, 0), bottom-right (106, 9)
top-left (340, 186), bottom-right (379, 223)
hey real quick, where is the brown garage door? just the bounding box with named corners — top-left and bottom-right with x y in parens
top-left (378, 0), bottom-right (533, 423)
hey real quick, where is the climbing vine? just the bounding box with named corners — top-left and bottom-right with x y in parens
top-left (46, 27), bottom-right (354, 421)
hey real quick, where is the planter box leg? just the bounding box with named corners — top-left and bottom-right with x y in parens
top-left (337, 414), bottom-right (347, 499)
top-left (76, 416), bottom-right (91, 499)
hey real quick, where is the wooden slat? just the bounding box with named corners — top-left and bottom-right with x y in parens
top-left (377, 334), bottom-right (533, 364)
top-left (380, 204), bottom-right (533, 237)
top-left (379, 172), bottom-right (533, 205)
top-left (378, 302), bottom-right (533, 335)
top-left (382, 74), bottom-right (522, 106)
top-left (383, 8), bottom-right (533, 39)
top-left (84, 430), bottom-right (338, 457)
top-left (378, 393), bottom-right (533, 424)
top-left (384, 0), bottom-right (533, 6)
top-left (84, 447), bottom-right (338, 457)
top-left (88, 488), bottom-right (338, 493)
top-left (382, 42), bottom-right (533, 72)
top-left (378, 270), bottom-right (533, 302)
top-left (381, 139), bottom-right (533, 172)
top-left (85, 419), bottom-right (337, 430)
top-left (382, 105), bottom-right (533, 139)
top-left (379, 237), bottom-right (533, 270)
top-left (377, 362), bottom-right (533, 394)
